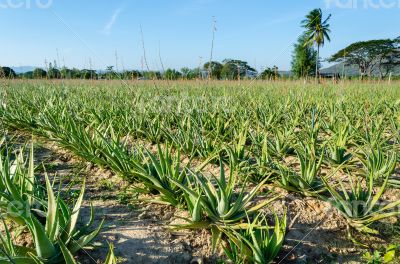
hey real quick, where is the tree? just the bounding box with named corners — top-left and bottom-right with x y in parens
top-left (291, 34), bottom-right (318, 78)
top-left (329, 39), bottom-right (399, 79)
top-left (203, 61), bottom-right (223, 79)
top-left (60, 67), bottom-right (72, 79)
top-left (184, 68), bottom-right (201, 80)
top-left (0, 67), bottom-right (16, 78)
top-left (22, 71), bottom-right (34, 79)
top-left (71, 68), bottom-right (83, 79)
top-left (33, 68), bottom-right (47, 79)
top-left (164, 69), bottom-right (182, 80)
top-left (106, 66), bottom-right (116, 80)
top-left (302, 8), bottom-right (331, 78)
top-left (378, 40), bottom-right (400, 78)
top-left (221, 62), bottom-right (237, 80)
top-left (143, 71), bottom-right (161, 80)
top-left (48, 68), bottom-right (61, 79)
top-left (180, 67), bottom-right (191, 79)
top-left (81, 69), bottom-right (98, 79)
top-left (221, 59), bottom-right (256, 80)
top-left (261, 66), bottom-right (280, 80)
top-left (122, 70), bottom-right (141, 80)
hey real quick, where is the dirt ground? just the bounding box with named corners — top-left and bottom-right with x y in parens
top-left (30, 138), bottom-right (399, 264)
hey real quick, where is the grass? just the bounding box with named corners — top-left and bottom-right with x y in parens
top-left (0, 79), bottom-right (399, 263)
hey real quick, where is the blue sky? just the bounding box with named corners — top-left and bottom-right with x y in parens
top-left (1, 0), bottom-right (398, 71)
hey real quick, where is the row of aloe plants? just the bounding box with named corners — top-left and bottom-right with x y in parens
top-left (1, 83), bottom-right (398, 160)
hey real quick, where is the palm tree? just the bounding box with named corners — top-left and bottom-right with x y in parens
top-left (302, 8), bottom-right (331, 79)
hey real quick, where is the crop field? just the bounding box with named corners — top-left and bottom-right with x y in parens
top-left (0, 80), bottom-right (399, 263)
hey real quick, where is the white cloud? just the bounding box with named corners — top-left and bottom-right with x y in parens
top-left (102, 8), bottom-right (122, 35)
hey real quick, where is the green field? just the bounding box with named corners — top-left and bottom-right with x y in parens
top-left (0, 80), bottom-right (399, 263)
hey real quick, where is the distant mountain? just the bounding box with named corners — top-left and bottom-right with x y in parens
top-left (11, 66), bottom-right (36, 74)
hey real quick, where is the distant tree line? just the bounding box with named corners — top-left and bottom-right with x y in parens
top-left (1, 59), bottom-right (282, 80)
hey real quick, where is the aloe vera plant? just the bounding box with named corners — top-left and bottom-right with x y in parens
top-left (0, 142), bottom-right (103, 263)
top-left (138, 116), bottom-right (164, 143)
top-left (104, 243), bottom-right (118, 264)
top-left (195, 129), bottom-right (221, 159)
top-left (276, 144), bottom-right (324, 196)
top-left (173, 158), bottom-right (276, 226)
top-left (171, 158), bottom-right (278, 253)
top-left (300, 107), bottom-right (320, 152)
top-left (326, 124), bottom-right (353, 166)
top-left (245, 136), bottom-right (277, 184)
top-left (322, 171), bottom-right (400, 236)
top-left (231, 123), bottom-right (249, 162)
top-left (357, 119), bottom-right (387, 149)
top-left (39, 113), bottom-right (109, 167)
top-left (268, 128), bottom-right (295, 158)
top-left (0, 219), bottom-right (33, 263)
top-left (359, 148), bottom-right (397, 183)
top-left (129, 143), bottom-right (211, 207)
top-left (223, 212), bottom-right (287, 264)
top-left (163, 126), bottom-right (198, 156)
